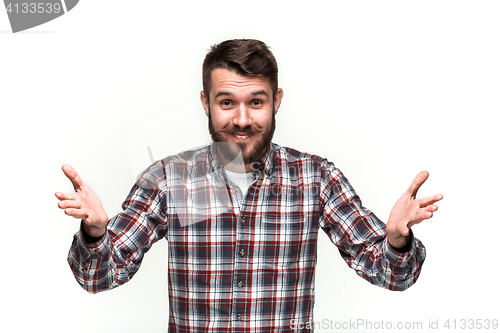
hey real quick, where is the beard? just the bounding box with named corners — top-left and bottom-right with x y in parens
top-left (208, 107), bottom-right (276, 166)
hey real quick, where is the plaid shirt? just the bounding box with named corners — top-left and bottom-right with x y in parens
top-left (68, 143), bottom-right (426, 332)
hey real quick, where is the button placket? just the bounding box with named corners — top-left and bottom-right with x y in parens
top-left (233, 214), bottom-right (247, 325)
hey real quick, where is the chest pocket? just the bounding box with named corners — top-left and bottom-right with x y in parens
top-left (259, 212), bottom-right (305, 267)
top-left (256, 183), bottom-right (317, 267)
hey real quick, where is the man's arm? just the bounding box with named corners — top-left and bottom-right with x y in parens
top-left (320, 167), bottom-right (442, 291)
top-left (56, 164), bottom-right (168, 293)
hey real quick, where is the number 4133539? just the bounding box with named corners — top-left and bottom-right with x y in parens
top-left (5, 3), bottom-right (62, 14)
top-left (444, 319), bottom-right (498, 330)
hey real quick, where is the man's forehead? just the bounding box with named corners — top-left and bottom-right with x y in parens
top-left (210, 68), bottom-right (272, 97)
top-left (214, 90), bottom-right (269, 99)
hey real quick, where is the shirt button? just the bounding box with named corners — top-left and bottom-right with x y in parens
top-left (241, 217), bottom-right (246, 224)
top-left (239, 249), bottom-right (245, 257)
top-left (238, 281), bottom-right (244, 288)
top-left (237, 314), bottom-right (242, 321)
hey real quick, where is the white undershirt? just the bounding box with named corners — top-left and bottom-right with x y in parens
top-left (224, 169), bottom-right (255, 196)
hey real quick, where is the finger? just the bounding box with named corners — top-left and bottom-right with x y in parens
top-left (400, 224), bottom-right (410, 236)
top-left (62, 164), bottom-right (85, 192)
top-left (396, 218), bottom-right (412, 236)
top-left (55, 191), bottom-right (76, 200)
top-left (426, 204), bottom-right (439, 212)
top-left (64, 208), bottom-right (89, 220)
top-left (86, 216), bottom-right (97, 225)
top-left (418, 194), bottom-right (443, 208)
top-left (406, 171), bottom-right (429, 199)
top-left (407, 208), bottom-right (435, 227)
top-left (58, 200), bottom-right (81, 210)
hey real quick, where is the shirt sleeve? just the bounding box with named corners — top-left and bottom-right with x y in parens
top-left (319, 163), bottom-right (426, 291)
top-left (67, 162), bottom-right (168, 294)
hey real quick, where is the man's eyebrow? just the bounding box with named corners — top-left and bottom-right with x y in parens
top-left (214, 90), bottom-right (269, 99)
top-left (251, 90), bottom-right (269, 97)
top-left (214, 91), bottom-right (232, 99)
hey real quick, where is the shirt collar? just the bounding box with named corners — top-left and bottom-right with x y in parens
top-left (256, 143), bottom-right (276, 178)
top-left (208, 143), bottom-right (222, 173)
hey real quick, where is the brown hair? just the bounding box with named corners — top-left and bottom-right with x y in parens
top-left (202, 39), bottom-right (278, 100)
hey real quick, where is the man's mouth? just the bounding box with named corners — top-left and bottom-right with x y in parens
top-left (232, 132), bottom-right (252, 140)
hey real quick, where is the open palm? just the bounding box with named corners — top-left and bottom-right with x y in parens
top-left (386, 171), bottom-right (443, 249)
top-left (55, 164), bottom-right (108, 238)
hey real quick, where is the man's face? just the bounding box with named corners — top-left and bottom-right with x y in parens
top-left (201, 68), bottom-right (283, 168)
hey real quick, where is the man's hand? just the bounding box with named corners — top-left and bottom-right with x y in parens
top-left (55, 164), bottom-right (109, 239)
top-left (386, 171), bottom-right (443, 249)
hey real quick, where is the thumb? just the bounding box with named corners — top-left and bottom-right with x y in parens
top-left (406, 171), bottom-right (429, 199)
top-left (62, 164), bottom-right (85, 192)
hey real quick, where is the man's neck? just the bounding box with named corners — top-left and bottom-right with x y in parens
top-left (223, 159), bottom-right (253, 173)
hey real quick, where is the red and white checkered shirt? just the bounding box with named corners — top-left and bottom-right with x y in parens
top-left (68, 143), bottom-right (426, 332)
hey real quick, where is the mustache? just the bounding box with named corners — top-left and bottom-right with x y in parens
top-left (218, 124), bottom-right (267, 135)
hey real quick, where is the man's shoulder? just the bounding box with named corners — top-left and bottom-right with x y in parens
top-left (271, 142), bottom-right (332, 167)
top-left (136, 145), bottom-right (211, 186)
top-left (159, 145), bottom-right (211, 165)
top-left (271, 143), bottom-right (345, 186)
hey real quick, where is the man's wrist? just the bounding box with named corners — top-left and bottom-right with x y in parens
top-left (81, 220), bottom-right (105, 243)
top-left (388, 230), bottom-right (413, 253)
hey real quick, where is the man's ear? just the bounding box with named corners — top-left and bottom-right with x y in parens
top-left (273, 88), bottom-right (284, 115)
top-left (200, 91), bottom-right (209, 117)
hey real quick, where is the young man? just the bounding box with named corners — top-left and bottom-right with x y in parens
top-left (56, 39), bottom-right (442, 332)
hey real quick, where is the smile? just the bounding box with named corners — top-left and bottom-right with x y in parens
top-left (232, 133), bottom-right (252, 140)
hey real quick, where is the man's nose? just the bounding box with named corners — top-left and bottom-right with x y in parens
top-left (232, 104), bottom-right (252, 128)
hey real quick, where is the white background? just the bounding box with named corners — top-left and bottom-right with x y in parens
top-left (1, 1), bottom-right (499, 332)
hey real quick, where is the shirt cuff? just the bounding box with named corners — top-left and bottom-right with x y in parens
top-left (76, 226), bottom-right (111, 262)
top-left (384, 231), bottom-right (416, 267)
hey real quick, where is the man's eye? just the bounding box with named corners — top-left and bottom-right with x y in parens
top-left (221, 100), bottom-right (232, 106)
top-left (251, 100), bottom-right (263, 106)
